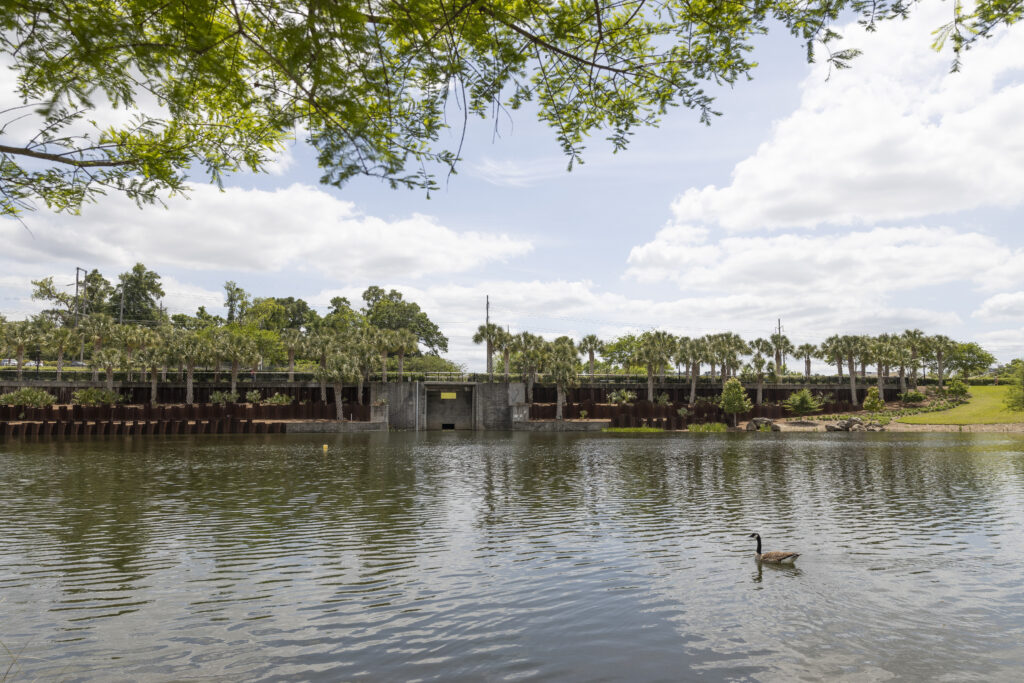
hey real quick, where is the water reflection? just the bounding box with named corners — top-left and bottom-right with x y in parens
top-left (1, 432), bottom-right (1023, 680)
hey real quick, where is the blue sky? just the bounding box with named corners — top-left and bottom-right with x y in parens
top-left (3, 6), bottom-right (1023, 370)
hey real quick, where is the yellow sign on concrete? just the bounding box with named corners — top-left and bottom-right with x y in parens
top-left (440, 392), bottom-right (457, 400)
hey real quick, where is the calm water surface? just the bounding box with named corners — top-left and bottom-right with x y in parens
top-left (2, 432), bottom-right (1024, 681)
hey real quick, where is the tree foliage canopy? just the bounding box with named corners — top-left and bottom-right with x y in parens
top-left (3, 0), bottom-right (1019, 216)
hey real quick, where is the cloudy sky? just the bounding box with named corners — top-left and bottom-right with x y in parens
top-left (3, 6), bottom-right (1023, 369)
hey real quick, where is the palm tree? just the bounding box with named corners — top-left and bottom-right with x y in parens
top-left (392, 328), bottom-right (419, 382)
top-left (315, 352), bottom-right (359, 419)
top-left (578, 334), bottom-right (603, 376)
top-left (836, 335), bottom-right (863, 406)
top-left (548, 340), bottom-right (579, 420)
top-left (495, 328), bottom-right (514, 382)
top-left (223, 330), bottom-right (257, 397)
top-left (175, 332), bottom-right (208, 405)
top-left (686, 336), bottom-right (710, 405)
top-left (305, 328), bottom-right (338, 403)
top-left (3, 321), bottom-right (38, 383)
top-left (719, 333), bottom-right (750, 385)
top-left (795, 343), bottom-right (817, 382)
top-left (749, 338), bottom-right (774, 405)
top-left (820, 335), bottom-right (844, 379)
top-left (279, 328), bottom-right (304, 382)
top-left (90, 347), bottom-right (121, 392)
top-left (46, 326), bottom-right (81, 382)
top-left (869, 335), bottom-right (894, 398)
top-left (930, 334), bottom-right (955, 389)
top-left (114, 324), bottom-right (151, 382)
top-left (81, 313), bottom-right (114, 382)
top-left (136, 346), bottom-right (163, 406)
top-left (351, 328), bottom-right (378, 405)
top-left (902, 329), bottom-right (927, 389)
top-left (371, 328), bottom-right (394, 383)
top-left (515, 332), bottom-right (547, 403)
top-left (472, 323), bottom-right (502, 381)
top-left (635, 331), bottom-right (673, 402)
top-left (770, 332), bottom-right (794, 374)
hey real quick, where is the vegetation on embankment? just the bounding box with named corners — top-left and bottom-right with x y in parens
top-left (898, 386), bottom-right (1023, 425)
top-left (602, 427), bottom-right (664, 434)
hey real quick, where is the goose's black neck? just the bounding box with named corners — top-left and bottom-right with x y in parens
top-left (754, 535), bottom-right (761, 555)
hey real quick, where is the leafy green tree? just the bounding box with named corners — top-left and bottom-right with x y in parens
top-left (783, 389), bottom-right (824, 418)
top-left (949, 342), bottom-right (996, 380)
top-left (243, 298), bottom-right (289, 331)
top-left (4, 1), bottom-right (1013, 218)
top-left (1004, 361), bottom-right (1024, 412)
top-left (112, 263), bottom-right (165, 324)
top-left (719, 378), bottom-right (752, 427)
top-left (223, 282), bottom-right (250, 324)
top-left (221, 327), bottom-right (258, 396)
top-left (362, 287), bottom-right (447, 353)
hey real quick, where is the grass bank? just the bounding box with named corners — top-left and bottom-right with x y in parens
top-left (602, 427), bottom-right (665, 434)
top-left (898, 386), bottom-right (1023, 425)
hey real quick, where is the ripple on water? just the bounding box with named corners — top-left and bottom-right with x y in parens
top-left (1, 432), bottom-right (1024, 680)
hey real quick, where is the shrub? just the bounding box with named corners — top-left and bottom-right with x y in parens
top-left (688, 422), bottom-right (728, 432)
top-left (578, 409), bottom-right (589, 420)
top-left (262, 392), bottom-right (293, 406)
top-left (677, 406), bottom-right (690, 419)
top-left (862, 386), bottom-right (885, 412)
top-left (1005, 361), bottom-right (1024, 411)
top-left (0, 387), bottom-right (56, 407)
top-left (900, 390), bottom-right (926, 404)
top-left (608, 389), bottom-right (637, 405)
top-left (945, 379), bottom-right (970, 400)
top-left (71, 388), bottom-right (121, 406)
top-left (655, 392), bottom-right (671, 406)
top-left (209, 390), bottom-right (239, 405)
top-left (783, 388), bottom-right (824, 417)
top-left (244, 389), bottom-right (262, 404)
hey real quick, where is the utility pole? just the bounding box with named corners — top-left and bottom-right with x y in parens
top-left (485, 295), bottom-right (491, 376)
top-left (73, 267), bottom-right (87, 327)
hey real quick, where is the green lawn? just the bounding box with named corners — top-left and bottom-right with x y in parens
top-left (898, 386), bottom-right (1024, 425)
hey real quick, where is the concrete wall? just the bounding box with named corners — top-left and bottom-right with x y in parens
top-left (513, 420), bottom-right (611, 432)
top-left (474, 382), bottom-right (524, 430)
top-left (285, 421), bottom-right (387, 433)
top-left (425, 385), bottom-right (474, 430)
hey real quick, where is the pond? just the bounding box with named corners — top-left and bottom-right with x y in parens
top-left (2, 432), bottom-right (1023, 680)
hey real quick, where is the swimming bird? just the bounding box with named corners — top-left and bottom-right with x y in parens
top-left (748, 533), bottom-right (800, 563)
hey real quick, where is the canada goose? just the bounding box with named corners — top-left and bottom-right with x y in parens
top-left (748, 533), bottom-right (800, 563)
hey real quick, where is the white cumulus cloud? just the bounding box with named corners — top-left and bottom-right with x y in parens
top-left (669, 7), bottom-right (1024, 231)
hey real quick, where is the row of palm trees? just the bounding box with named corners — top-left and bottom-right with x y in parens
top-left (473, 325), bottom-right (994, 408)
top-left (0, 314), bottom-right (421, 408)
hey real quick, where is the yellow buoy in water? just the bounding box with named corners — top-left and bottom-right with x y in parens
top-left (322, 444), bottom-right (329, 453)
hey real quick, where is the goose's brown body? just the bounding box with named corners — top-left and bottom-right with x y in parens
top-left (749, 533), bottom-right (799, 563)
